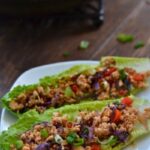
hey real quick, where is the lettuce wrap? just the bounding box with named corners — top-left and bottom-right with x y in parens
top-left (0, 96), bottom-right (150, 150)
top-left (1, 57), bottom-right (150, 116)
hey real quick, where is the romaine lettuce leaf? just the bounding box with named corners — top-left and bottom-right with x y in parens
top-left (1, 57), bottom-right (150, 116)
top-left (0, 97), bottom-right (150, 150)
top-left (101, 56), bottom-right (150, 72)
top-left (0, 99), bottom-right (118, 150)
top-left (1, 64), bottom-right (95, 117)
top-left (40, 64), bottom-right (96, 86)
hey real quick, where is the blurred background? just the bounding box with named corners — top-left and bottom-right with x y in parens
top-left (0, 0), bottom-right (150, 102)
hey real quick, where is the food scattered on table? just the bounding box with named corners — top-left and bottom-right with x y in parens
top-left (79, 40), bottom-right (90, 50)
top-left (134, 41), bottom-right (145, 49)
top-left (117, 33), bottom-right (134, 43)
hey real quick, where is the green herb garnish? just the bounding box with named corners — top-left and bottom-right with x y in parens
top-left (82, 127), bottom-right (89, 135)
top-left (40, 129), bottom-right (49, 138)
top-left (98, 135), bottom-right (118, 146)
top-left (117, 33), bottom-right (134, 43)
top-left (66, 132), bottom-right (77, 144)
top-left (134, 41), bottom-right (144, 49)
top-left (74, 138), bottom-right (84, 146)
top-left (66, 132), bottom-right (84, 146)
top-left (119, 69), bottom-right (127, 80)
top-left (79, 40), bottom-right (90, 49)
top-left (113, 101), bottom-right (120, 105)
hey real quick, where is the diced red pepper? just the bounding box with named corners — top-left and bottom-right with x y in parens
top-left (119, 89), bottom-right (128, 96)
top-left (104, 67), bottom-right (117, 76)
top-left (91, 143), bottom-right (101, 150)
top-left (121, 97), bottom-right (133, 107)
top-left (111, 109), bottom-right (121, 123)
top-left (66, 122), bottom-right (73, 128)
top-left (71, 84), bottom-right (79, 93)
top-left (133, 74), bottom-right (144, 81)
top-left (107, 78), bottom-right (114, 86)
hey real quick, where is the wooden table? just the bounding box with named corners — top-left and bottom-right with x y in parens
top-left (0, 0), bottom-right (150, 114)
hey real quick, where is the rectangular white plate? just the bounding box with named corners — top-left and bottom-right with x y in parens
top-left (0, 60), bottom-right (150, 150)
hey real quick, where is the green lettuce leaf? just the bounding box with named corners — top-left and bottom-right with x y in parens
top-left (1, 57), bottom-right (150, 116)
top-left (1, 64), bottom-right (96, 117)
top-left (39, 64), bottom-right (96, 86)
top-left (1, 85), bottom-right (37, 117)
top-left (0, 99), bottom-right (118, 150)
top-left (2, 85), bottom-right (37, 104)
top-left (102, 120), bottom-right (150, 150)
top-left (101, 56), bottom-right (150, 72)
top-left (0, 97), bottom-right (150, 150)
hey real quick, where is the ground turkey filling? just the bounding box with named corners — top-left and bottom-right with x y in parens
top-left (11, 99), bottom-right (142, 150)
top-left (9, 58), bottom-right (150, 113)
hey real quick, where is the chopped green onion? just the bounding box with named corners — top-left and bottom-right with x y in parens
top-left (113, 101), bottom-right (120, 105)
top-left (15, 140), bottom-right (23, 149)
top-left (63, 51), bottom-right (70, 57)
top-left (55, 134), bottom-right (63, 144)
top-left (98, 135), bottom-right (118, 146)
top-left (66, 132), bottom-right (77, 144)
top-left (64, 86), bottom-right (74, 97)
top-left (66, 136), bottom-right (75, 144)
top-left (117, 33), bottom-right (134, 43)
top-left (79, 40), bottom-right (90, 49)
top-left (66, 132), bottom-right (84, 146)
top-left (40, 129), bottom-right (49, 138)
top-left (134, 41), bottom-right (144, 49)
top-left (119, 69), bottom-right (127, 81)
top-left (82, 127), bottom-right (89, 135)
top-left (74, 138), bottom-right (84, 146)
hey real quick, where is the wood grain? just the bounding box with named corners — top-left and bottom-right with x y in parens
top-left (91, 1), bottom-right (150, 58)
top-left (0, 0), bottom-right (149, 114)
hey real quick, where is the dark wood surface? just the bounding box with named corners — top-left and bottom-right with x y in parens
top-left (0, 0), bottom-right (150, 115)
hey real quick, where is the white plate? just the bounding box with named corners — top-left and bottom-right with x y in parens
top-left (0, 60), bottom-right (150, 150)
